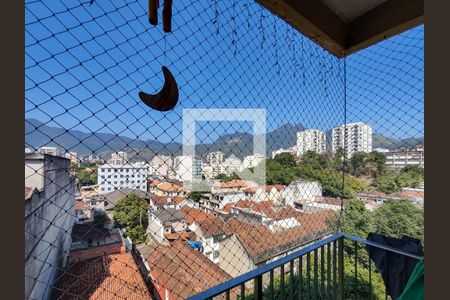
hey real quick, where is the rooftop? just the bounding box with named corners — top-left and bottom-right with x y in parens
top-left (152, 207), bottom-right (185, 224)
top-left (53, 248), bottom-right (151, 300)
top-left (147, 241), bottom-right (233, 299)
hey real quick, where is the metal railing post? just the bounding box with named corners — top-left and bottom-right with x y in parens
top-left (254, 275), bottom-right (263, 300)
top-left (338, 237), bottom-right (345, 300)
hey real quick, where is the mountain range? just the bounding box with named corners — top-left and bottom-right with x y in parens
top-left (25, 118), bottom-right (423, 160)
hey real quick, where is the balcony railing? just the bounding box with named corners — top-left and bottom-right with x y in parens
top-left (187, 233), bottom-right (423, 300)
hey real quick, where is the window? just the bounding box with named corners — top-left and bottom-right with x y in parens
top-left (213, 251), bottom-right (219, 259)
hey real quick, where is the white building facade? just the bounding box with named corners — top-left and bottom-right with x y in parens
top-left (330, 122), bottom-right (372, 158)
top-left (149, 155), bottom-right (173, 178)
top-left (174, 155), bottom-right (202, 182)
top-left (97, 163), bottom-right (148, 194)
top-left (37, 146), bottom-right (60, 156)
top-left (296, 129), bottom-right (326, 156)
top-left (385, 144), bottom-right (424, 169)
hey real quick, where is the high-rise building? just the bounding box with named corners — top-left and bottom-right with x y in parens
top-left (174, 156), bottom-right (202, 182)
top-left (223, 155), bottom-right (243, 176)
top-left (108, 151), bottom-right (128, 166)
top-left (207, 151), bottom-right (225, 166)
top-left (149, 155), bottom-right (173, 178)
top-left (296, 129), bottom-right (326, 156)
top-left (37, 146), bottom-right (60, 157)
top-left (97, 163), bottom-right (148, 194)
top-left (329, 122), bottom-right (372, 158)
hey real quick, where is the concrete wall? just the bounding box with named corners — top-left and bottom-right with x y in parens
top-left (219, 234), bottom-right (255, 277)
top-left (25, 154), bottom-right (76, 300)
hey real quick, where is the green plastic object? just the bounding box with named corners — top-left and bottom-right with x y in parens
top-left (398, 258), bottom-right (424, 300)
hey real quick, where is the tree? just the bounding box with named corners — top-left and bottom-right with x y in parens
top-left (350, 152), bottom-right (369, 176)
top-left (113, 193), bottom-right (149, 243)
top-left (373, 200), bottom-right (424, 245)
top-left (274, 152), bottom-right (297, 167)
top-left (125, 225), bottom-right (147, 244)
top-left (188, 191), bottom-right (204, 202)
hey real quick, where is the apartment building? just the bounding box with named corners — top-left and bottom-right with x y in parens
top-left (149, 154), bottom-right (173, 178)
top-left (108, 151), bottom-right (128, 165)
top-left (329, 122), bottom-right (372, 158)
top-left (37, 146), bottom-right (60, 156)
top-left (296, 129), bottom-right (326, 156)
top-left (174, 155), bottom-right (202, 182)
top-left (97, 163), bottom-right (148, 194)
top-left (385, 144), bottom-right (424, 169)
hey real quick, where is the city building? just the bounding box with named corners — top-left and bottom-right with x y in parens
top-left (181, 207), bottom-right (228, 264)
top-left (272, 146), bottom-right (297, 159)
top-left (207, 151), bottom-right (225, 166)
top-left (219, 211), bottom-right (332, 277)
top-left (174, 155), bottom-right (202, 182)
top-left (108, 151), bottom-right (128, 165)
top-left (283, 180), bottom-right (323, 207)
top-left (329, 122), bottom-right (373, 158)
top-left (222, 155), bottom-right (243, 175)
top-left (243, 153), bottom-right (266, 169)
top-left (296, 129), bottom-right (326, 156)
top-left (145, 241), bottom-right (233, 299)
top-left (244, 184), bottom-right (286, 204)
top-left (25, 153), bottom-right (76, 300)
top-left (149, 154), bottom-right (173, 178)
top-left (385, 144), bottom-right (424, 169)
top-left (97, 163), bottom-right (148, 194)
top-left (147, 207), bottom-right (187, 243)
top-left (25, 147), bottom-right (33, 153)
top-left (37, 146), bottom-right (60, 156)
top-left (64, 151), bottom-right (80, 164)
top-left (53, 243), bottom-right (151, 299)
top-left (154, 181), bottom-right (185, 197)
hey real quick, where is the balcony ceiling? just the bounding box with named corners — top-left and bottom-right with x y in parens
top-left (255, 0), bottom-right (424, 57)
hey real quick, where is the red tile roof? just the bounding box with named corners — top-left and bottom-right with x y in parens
top-left (147, 241), bottom-right (233, 299)
top-left (74, 200), bottom-right (90, 211)
top-left (225, 210), bottom-right (334, 264)
top-left (54, 246), bottom-right (151, 299)
top-left (180, 207), bottom-right (227, 236)
top-left (213, 179), bottom-right (247, 188)
top-left (315, 196), bottom-right (345, 206)
top-left (221, 202), bottom-right (236, 214)
top-left (157, 182), bottom-right (182, 192)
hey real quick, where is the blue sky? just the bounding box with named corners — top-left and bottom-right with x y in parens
top-left (25, 0), bottom-right (424, 144)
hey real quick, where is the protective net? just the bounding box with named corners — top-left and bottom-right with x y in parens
top-left (25, 0), bottom-right (423, 299)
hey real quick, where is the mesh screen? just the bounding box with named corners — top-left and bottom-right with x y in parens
top-left (25, 0), bottom-right (423, 299)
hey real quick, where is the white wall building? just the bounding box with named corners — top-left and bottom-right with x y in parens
top-left (223, 155), bottom-right (243, 175)
top-left (97, 163), bottom-right (148, 194)
top-left (329, 122), bottom-right (372, 158)
top-left (283, 180), bottom-right (323, 207)
top-left (108, 151), bottom-right (128, 165)
top-left (149, 155), bottom-right (173, 178)
top-left (385, 144), bottom-right (424, 169)
top-left (296, 129), bottom-right (326, 156)
top-left (207, 151), bottom-right (225, 165)
top-left (174, 155), bottom-right (202, 182)
top-left (25, 153), bottom-right (75, 300)
top-left (243, 153), bottom-right (266, 169)
top-left (37, 146), bottom-right (60, 156)
top-left (271, 146), bottom-right (297, 159)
